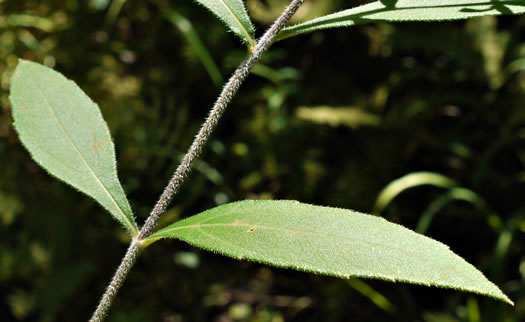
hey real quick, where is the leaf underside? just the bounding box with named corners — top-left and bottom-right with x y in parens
top-left (9, 59), bottom-right (138, 235)
top-left (193, 0), bottom-right (256, 48)
top-left (148, 200), bottom-right (512, 305)
top-left (277, 0), bottom-right (525, 41)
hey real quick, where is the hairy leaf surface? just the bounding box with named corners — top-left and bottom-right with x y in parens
top-left (193, 0), bottom-right (256, 48)
top-left (9, 60), bottom-right (137, 235)
top-left (277, 0), bottom-right (525, 40)
top-left (147, 200), bottom-right (512, 304)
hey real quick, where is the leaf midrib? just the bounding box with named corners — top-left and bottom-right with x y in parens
top-left (28, 66), bottom-right (138, 235)
top-left (157, 221), bottom-right (449, 264)
top-left (156, 219), bottom-right (478, 289)
top-left (217, 0), bottom-right (255, 47)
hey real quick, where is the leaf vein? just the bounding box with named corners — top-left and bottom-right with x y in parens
top-left (217, 0), bottom-right (255, 47)
top-left (160, 221), bottom-right (444, 264)
top-left (27, 68), bottom-right (138, 235)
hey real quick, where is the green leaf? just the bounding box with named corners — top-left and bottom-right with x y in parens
top-left (277, 0), bottom-right (525, 41)
top-left (9, 60), bottom-right (138, 236)
top-left (346, 279), bottom-right (397, 314)
top-left (373, 172), bottom-right (457, 215)
top-left (146, 200), bottom-right (512, 305)
top-left (163, 9), bottom-right (224, 86)
top-left (193, 0), bottom-right (256, 49)
top-left (416, 187), bottom-right (487, 234)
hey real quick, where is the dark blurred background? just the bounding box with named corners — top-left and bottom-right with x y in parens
top-left (1, 0), bottom-right (525, 321)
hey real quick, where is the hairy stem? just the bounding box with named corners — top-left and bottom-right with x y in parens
top-left (139, 0), bottom-right (304, 240)
top-left (89, 1), bottom-right (304, 321)
top-left (89, 240), bottom-right (141, 322)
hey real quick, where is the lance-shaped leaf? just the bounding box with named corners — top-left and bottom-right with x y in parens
top-left (193, 0), bottom-right (256, 49)
top-left (146, 200), bottom-right (512, 305)
top-left (277, 0), bottom-right (525, 41)
top-left (9, 60), bottom-right (138, 235)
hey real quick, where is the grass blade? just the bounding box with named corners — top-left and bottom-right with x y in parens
top-left (163, 9), bottom-right (224, 86)
top-left (373, 172), bottom-right (457, 215)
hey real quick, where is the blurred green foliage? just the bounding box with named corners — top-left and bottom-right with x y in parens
top-left (1, 0), bottom-right (525, 321)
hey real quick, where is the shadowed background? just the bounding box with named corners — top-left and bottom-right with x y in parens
top-left (1, 0), bottom-right (525, 321)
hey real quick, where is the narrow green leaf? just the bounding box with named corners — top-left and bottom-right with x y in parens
top-left (373, 172), bottom-right (457, 215)
top-left (416, 188), bottom-right (487, 234)
top-left (9, 60), bottom-right (138, 235)
top-left (347, 279), bottom-right (397, 315)
top-left (277, 0), bottom-right (525, 41)
top-left (163, 9), bottom-right (224, 86)
top-left (147, 200), bottom-right (512, 305)
top-left (193, 0), bottom-right (256, 49)
top-left (105, 0), bottom-right (128, 27)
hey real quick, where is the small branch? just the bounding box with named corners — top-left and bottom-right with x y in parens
top-left (89, 1), bottom-right (304, 321)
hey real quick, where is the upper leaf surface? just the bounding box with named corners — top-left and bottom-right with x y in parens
top-left (193, 0), bottom-right (256, 48)
top-left (147, 200), bottom-right (512, 304)
top-left (277, 0), bottom-right (525, 40)
top-left (9, 60), bottom-right (138, 235)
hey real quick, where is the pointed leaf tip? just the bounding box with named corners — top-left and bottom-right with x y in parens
top-left (9, 59), bottom-right (138, 235)
top-left (148, 200), bottom-right (512, 304)
top-left (192, 0), bottom-right (256, 48)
